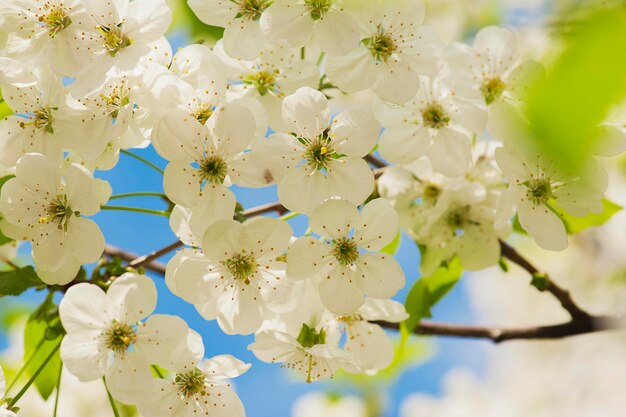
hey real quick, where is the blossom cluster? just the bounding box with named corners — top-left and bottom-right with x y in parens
top-left (0, 0), bottom-right (623, 416)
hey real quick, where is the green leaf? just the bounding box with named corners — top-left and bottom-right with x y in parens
top-left (559, 198), bottom-right (622, 234)
top-left (526, 6), bottom-right (626, 173)
top-left (24, 308), bottom-right (63, 400)
top-left (380, 231), bottom-right (402, 255)
top-left (403, 258), bottom-right (463, 332)
top-left (0, 266), bottom-right (45, 297)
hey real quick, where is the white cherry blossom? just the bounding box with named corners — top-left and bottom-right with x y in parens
top-left (167, 217), bottom-right (297, 335)
top-left (374, 73), bottom-right (486, 177)
top-left (188, 0), bottom-right (271, 60)
top-left (495, 146), bottom-right (607, 251)
top-left (138, 329), bottom-right (249, 417)
top-left (287, 198), bottom-right (405, 314)
top-left (0, 153), bottom-right (109, 284)
top-left (242, 87), bottom-right (378, 214)
top-left (59, 273), bottom-right (191, 405)
top-left (260, 0), bottom-right (360, 55)
top-left (214, 40), bottom-right (319, 131)
top-left (326, 0), bottom-right (442, 104)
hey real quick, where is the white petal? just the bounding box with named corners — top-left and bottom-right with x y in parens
top-left (61, 330), bottom-right (108, 382)
top-left (354, 198), bottom-right (399, 252)
top-left (357, 253), bottom-right (405, 299)
top-left (372, 59), bottom-right (420, 104)
top-left (135, 314), bottom-right (191, 365)
top-left (260, 2), bottom-right (314, 47)
top-left (359, 299), bottom-right (409, 322)
top-left (332, 108), bottom-right (381, 157)
top-left (319, 265), bottom-right (365, 314)
top-left (286, 236), bottom-right (333, 281)
top-left (243, 216), bottom-right (292, 259)
top-left (344, 322), bottom-right (394, 372)
top-left (203, 354), bottom-right (251, 379)
top-left (216, 283), bottom-right (264, 335)
top-left (311, 10), bottom-right (360, 55)
top-left (188, 185), bottom-right (237, 240)
top-left (248, 330), bottom-right (299, 363)
top-left (326, 47), bottom-right (377, 93)
top-left (310, 199), bottom-right (358, 240)
top-left (518, 200), bottom-right (568, 251)
top-left (427, 127), bottom-right (471, 177)
top-left (222, 19), bottom-right (265, 60)
top-left (125, 0), bottom-right (172, 41)
top-left (105, 274), bottom-right (157, 323)
top-left (170, 256), bottom-right (223, 304)
top-left (281, 87), bottom-right (330, 139)
top-left (325, 157), bottom-right (375, 206)
top-left (105, 353), bottom-right (153, 405)
top-left (208, 102), bottom-right (256, 159)
top-left (67, 218), bottom-right (104, 264)
top-left (163, 162), bottom-right (202, 207)
top-left (60, 283), bottom-right (107, 333)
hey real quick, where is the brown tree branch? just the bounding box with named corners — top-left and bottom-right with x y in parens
top-left (499, 240), bottom-right (590, 320)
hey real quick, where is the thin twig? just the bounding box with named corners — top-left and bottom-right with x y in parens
top-left (104, 245), bottom-right (167, 275)
top-left (364, 154), bottom-right (387, 169)
top-left (128, 241), bottom-right (184, 270)
top-left (499, 240), bottom-right (589, 319)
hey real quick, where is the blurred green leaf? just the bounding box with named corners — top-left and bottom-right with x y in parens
top-left (559, 198), bottom-right (621, 233)
top-left (168, 0), bottom-right (224, 44)
top-left (0, 89), bottom-right (12, 119)
top-left (0, 267), bottom-right (44, 297)
top-left (527, 6), bottom-right (626, 172)
top-left (403, 258), bottom-right (463, 332)
top-left (380, 231), bottom-right (402, 255)
top-left (24, 308), bottom-right (63, 400)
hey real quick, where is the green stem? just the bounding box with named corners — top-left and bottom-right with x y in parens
top-left (6, 338), bottom-right (46, 393)
top-left (300, 46), bottom-right (306, 60)
top-left (100, 205), bottom-right (170, 217)
top-left (316, 52), bottom-right (325, 66)
top-left (109, 192), bottom-right (167, 200)
top-left (120, 149), bottom-right (164, 175)
top-left (52, 365), bottom-right (62, 417)
top-left (279, 212), bottom-right (299, 221)
top-left (8, 339), bottom-right (61, 408)
top-left (104, 378), bottom-right (121, 417)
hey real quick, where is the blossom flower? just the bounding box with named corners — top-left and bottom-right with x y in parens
top-left (0, 66), bottom-right (79, 167)
top-left (68, 0), bottom-right (172, 85)
top-left (374, 73), bottom-right (486, 177)
top-left (59, 273), bottom-right (191, 405)
top-left (293, 392), bottom-right (367, 417)
top-left (495, 146), bottom-right (607, 251)
top-left (287, 198), bottom-right (405, 314)
top-left (214, 40), bottom-right (319, 131)
top-left (242, 87), bottom-right (378, 214)
top-left (0, 153), bottom-right (109, 284)
top-left (326, 0), bottom-right (442, 104)
top-left (167, 217), bottom-right (297, 335)
top-left (188, 0), bottom-right (271, 60)
top-left (259, 0), bottom-right (360, 55)
top-left (137, 329), bottom-right (249, 417)
top-left (0, 0), bottom-right (84, 74)
top-left (327, 298), bottom-right (408, 373)
top-left (445, 26), bottom-right (544, 135)
top-left (249, 318), bottom-right (354, 383)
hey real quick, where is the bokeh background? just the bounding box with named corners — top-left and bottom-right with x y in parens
top-left (2, 0), bottom-right (626, 416)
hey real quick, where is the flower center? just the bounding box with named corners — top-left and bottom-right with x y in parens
top-left (198, 155), bottom-right (229, 185)
top-left (303, 135), bottom-right (335, 170)
top-left (423, 183), bottom-right (441, 202)
top-left (481, 77), bottom-right (506, 105)
top-left (332, 237), bottom-right (359, 266)
top-left (363, 25), bottom-right (397, 62)
top-left (422, 103), bottom-right (450, 129)
top-left (296, 323), bottom-right (326, 348)
top-left (39, 194), bottom-right (78, 231)
top-left (243, 70), bottom-right (279, 96)
top-left (98, 24), bottom-right (133, 57)
top-left (223, 250), bottom-right (257, 284)
top-left (39, 6), bottom-right (72, 37)
top-left (100, 83), bottom-right (131, 120)
top-left (175, 368), bottom-right (206, 399)
top-left (192, 104), bottom-right (214, 125)
top-left (305, 0), bottom-right (332, 20)
top-left (524, 178), bottom-right (553, 205)
top-left (237, 0), bottom-right (271, 21)
top-left (102, 321), bottom-right (136, 355)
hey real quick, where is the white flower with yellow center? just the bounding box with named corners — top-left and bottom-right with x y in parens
top-left (137, 329), bottom-right (249, 417)
top-left (0, 65), bottom-right (79, 167)
top-left (495, 146), bottom-right (607, 251)
top-left (68, 0), bottom-right (172, 85)
top-left (214, 40), bottom-right (319, 131)
top-left (326, 0), bottom-right (442, 104)
top-left (287, 198), bottom-right (405, 314)
top-left (374, 73), bottom-right (487, 177)
top-left (0, 153), bottom-right (109, 284)
top-left (260, 0), bottom-right (359, 55)
top-left (0, 0), bottom-right (83, 74)
top-left (445, 26), bottom-right (545, 137)
top-left (167, 217), bottom-right (297, 335)
top-left (59, 274), bottom-right (192, 405)
top-left (188, 0), bottom-right (272, 60)
top-left (241, 87), bottom-right (379, 214)
top-left (249, 321), bottom-right (354, 383)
